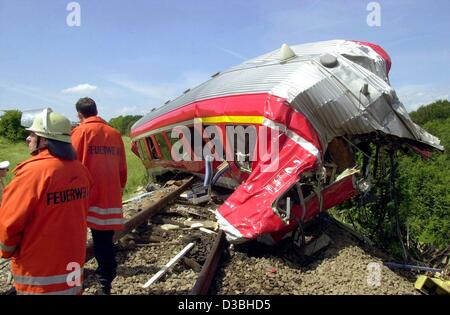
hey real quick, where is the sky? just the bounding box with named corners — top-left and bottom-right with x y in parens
top-left (0, 0), bottom-right (449, 121)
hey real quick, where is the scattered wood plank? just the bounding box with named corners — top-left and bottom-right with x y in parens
top-left (85, 177), bottom-right (194, 262)
top-left (122, 192), bottom-right (154, 204)
top-left (166, 207), bottom-right (211, 219)
top-left (151, 217), bottom-right (182, 226)
top-left (148, 235), bottom-right (166, 243)
top-left (183, 220), bottom-right (218, 230)
top-left (199, 227), bottom-right (217, 235)
top-left (182, 257), bottom-right (202, 272)
top-left (161, 224), bottom-right (180, 231)
top-left (136, 241), bottom-right (183, 247)
top-left (142, 242), bottom-right (195, 288)
top-left (166, 180), bottom-right (184, 187)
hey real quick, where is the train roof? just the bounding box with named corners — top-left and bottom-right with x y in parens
top-left (131, 39), bottom-right (443, 152)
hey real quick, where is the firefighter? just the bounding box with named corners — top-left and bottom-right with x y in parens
top-left (0, 160), bottom-right (9, 201)
top-left (0, 108), bottom-right (92, 295)
top-left (71, 98), bottom-right (127, 295)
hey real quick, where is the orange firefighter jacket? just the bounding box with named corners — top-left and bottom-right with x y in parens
top-left (0, 178), bottom-right (4, 201)
top-left (71, 116), bottom-right (127, 231)
top-left (0, 150), bottom-right (93, 295)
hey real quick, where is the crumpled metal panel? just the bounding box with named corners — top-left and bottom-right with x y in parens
top-left (278, 54), bottom-right (442, 150)
top-left (216, 96), bottom-right (324, 244)
top-left (228, 40), bottom-right (390, 82)
top-left (259, 174), bottom-right (358, 245)
top-left (217, 134), bottom-right (319, 243)
top-left (131, 40), bottom-right (444, 244)
top-left (132, 39), bottom-right (442, 152)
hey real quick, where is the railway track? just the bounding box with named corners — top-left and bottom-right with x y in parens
top-left (83, 177), bottom-right (419, 295)
top-left (83, 176), bottom-right (223, 295)
top-left (1, 176), bottom-right (420, 295)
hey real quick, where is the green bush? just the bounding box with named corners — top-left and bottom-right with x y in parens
top-left (0, 110), bottom-right (28, 142)
top-left (409, 99), bottom-right (450, 125)
top-left (398, 117), bottom-right (450, 250)
top-left (109, 115), bottom-right (142, 136)
top-left (334, 100), bottom-right (450, 260)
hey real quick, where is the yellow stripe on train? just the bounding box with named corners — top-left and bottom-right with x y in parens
top-left (194, 116), bottom-right (264, 124)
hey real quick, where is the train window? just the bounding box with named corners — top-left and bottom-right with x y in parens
top-left (154, 133), bottom-right (172, 160)
top-left (136, 140), bottom-right (146, 160)
top-left (134, 140), bottom-right (148, 161)
top-left (146, 137), bottom-right (159, 160)
top-left (167, 132), bottom-right (179, 146)
top-left (137, 140), bottom-right (150, 161)
top-left (161, 132), bottom-right (173, 151)
top-left (189, 125), bottom-right (203, 160)
top-left (203, 125), bottom-right (225, 161)
top-left (167, 126), bottom-right (192, 161)
top-left (226, 125), bottom-right (256, 173)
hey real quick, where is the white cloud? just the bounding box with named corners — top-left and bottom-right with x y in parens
top-left (396, 84), bottom-right (450, 111)
top-left (214, 45), bottom-right (248, 61)
top-left (61, 83), bottom-right (97, 94)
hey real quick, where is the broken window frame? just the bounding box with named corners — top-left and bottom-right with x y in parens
top-left (136, 139), bottom-right (151, 161)
top-left (272, 182), bottom-right (307, 225)
top-left (225, 124), bottom-right (256, 174)
top-left (146, 136), bottom-right (159, 160)
top-left (202, 124), bottom-right (225, 161)
top-left (153, 133), bottom-right (172, 160)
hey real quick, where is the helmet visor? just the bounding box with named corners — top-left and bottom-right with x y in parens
top-left (21, 108), bottom-right (51, 129)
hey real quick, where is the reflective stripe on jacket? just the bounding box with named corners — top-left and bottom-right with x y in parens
top-left (0, 150), bottom-right (92, 294)
top-left (14, 269), bottom-right (84, 295)
top-left (71, 116), bottom-right (127, 231)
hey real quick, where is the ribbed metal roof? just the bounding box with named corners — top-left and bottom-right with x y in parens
top-left (132, 40), bottom-right (442, 151)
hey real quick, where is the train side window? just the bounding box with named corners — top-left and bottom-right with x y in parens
top-left (136, 140), bottom-right (150, 161)
top-left (189, 126), bottom-right (197, 151)
top-left (146, 137), bottom-right (159, 160)
top-left (168, 132), bottom-right (179, 146)
top-left (226, 124), bottom-right (256, 173)
top-left (139, 139), bottom-right (151, 160)
top-left (189, 126), bottom-right (202, 160)
top-left (154, 133), bottom-right (172, 160)
top-left (161, 132), bottom-right (173, 151)
top-left (203, 125), bottom-right (225, 160)
top-left (136, 140), bottom-right (148, 160)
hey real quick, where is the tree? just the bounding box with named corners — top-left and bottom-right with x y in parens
top-left (334, 100), bottom-right (450, 262)
top-left (0, 110), bottom-right (28, 142)
top-left (409, 99), bottom-right (450, 125)
top-left (109, 115), bottom-right (143, 135)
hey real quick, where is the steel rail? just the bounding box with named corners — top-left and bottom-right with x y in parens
top-left (86, 177), bottom-right (194, 262)
top-left (190, 230), bottom-right (228, 295)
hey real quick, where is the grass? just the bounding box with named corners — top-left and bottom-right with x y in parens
top-left (0, 136), bottom-right (148, 201)
top-left (122, 136), bottom-right (149, 200)
top-left (0, 137), bottom-right (29, 183)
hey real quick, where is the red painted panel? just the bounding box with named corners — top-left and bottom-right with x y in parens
top-left (217, 136), bottom-right (319, 241)
top-left (267, 174), bottom-right (357, 243)
top-left (131, 93), bottom-right (322, 153)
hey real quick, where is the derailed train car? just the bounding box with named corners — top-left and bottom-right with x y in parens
top-left (130, 40), bottom-right (443, 245)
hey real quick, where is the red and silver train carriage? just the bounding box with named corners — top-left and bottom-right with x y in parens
top-left (130, 40), bottom-right (442, 245)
